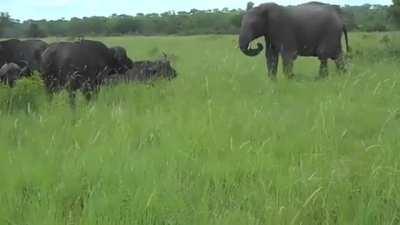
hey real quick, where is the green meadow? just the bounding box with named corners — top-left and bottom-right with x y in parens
top-left (1, 32), bottom-right (400, 225)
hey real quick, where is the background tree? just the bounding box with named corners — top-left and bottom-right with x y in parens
top-left (26, 23), bottom-right (46, 37)
top-left (247, 2), bottom-right (255, 11)
top-left (0, 4), bottom-right (396, 38)
top-left (0, 12), bottom-right (11, 37)
top-left (390, 0), bottom-right (400, 26)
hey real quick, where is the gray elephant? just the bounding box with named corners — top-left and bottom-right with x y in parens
top-left (239, 2), bottom-right (350, 79)
top-left (0, 62), bottom-right (29, 87)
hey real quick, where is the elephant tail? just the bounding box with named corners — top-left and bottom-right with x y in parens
top-left (343, 25), bottom-right (350, 52)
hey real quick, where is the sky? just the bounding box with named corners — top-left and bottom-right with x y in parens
top-left (2, 0), bottom-right (393, 21)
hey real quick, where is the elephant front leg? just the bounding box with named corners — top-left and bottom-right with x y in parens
top-left (266, 47), bottom-right (279, 80)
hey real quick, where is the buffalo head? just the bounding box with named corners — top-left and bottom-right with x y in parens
top-left (109, 46), bottom-right (133, 74)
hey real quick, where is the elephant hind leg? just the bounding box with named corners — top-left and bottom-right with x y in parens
top-left (335, 53), bottom-right (347, 74)
top-left (282, 54), bottom-right (296, 79)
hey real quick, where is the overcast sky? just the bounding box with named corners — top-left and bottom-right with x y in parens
top-left (2, 0), bottom-right (393, 21)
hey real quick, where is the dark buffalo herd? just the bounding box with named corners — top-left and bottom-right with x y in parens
top-left (0, 38), bottom-right (177, 103)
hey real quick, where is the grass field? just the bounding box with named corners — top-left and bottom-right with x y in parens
top-left (1, 32), bottom-right (400, 225)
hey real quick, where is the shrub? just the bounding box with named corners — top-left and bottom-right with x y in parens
top-left (0, 73), bottom-right (45, 113)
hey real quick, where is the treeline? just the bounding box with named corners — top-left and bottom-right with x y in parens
top-left (342, 5), bottom-right (393, 32)
top-left (0, 4), bottom-right (396, 38)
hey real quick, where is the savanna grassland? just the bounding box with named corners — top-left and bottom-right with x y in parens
top-left (1, 33), bottom-right (400, 225)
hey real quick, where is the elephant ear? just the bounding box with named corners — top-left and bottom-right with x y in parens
top-left (258, 3), bottom-right (285, 37)
top-left (256, 3), bottom-right (283, 21)
top-left (251, 4), bottom-right (269, 16)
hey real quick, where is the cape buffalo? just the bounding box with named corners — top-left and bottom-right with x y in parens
top-left (40, 40), bottom-right (133, 103)
top-left (0, 62), bottom-right (29, 87)
top-left (109, 46), bottom-right (133, 73)
top-left (20, 40), bottom-right (49, 71)
top-left (0, 39), bottom-right (48, 73)
top-left (106, 55), bottom-right (177, 84)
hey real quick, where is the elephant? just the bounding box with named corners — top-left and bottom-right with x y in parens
top-left (239, 2), bottom-right (350, 80)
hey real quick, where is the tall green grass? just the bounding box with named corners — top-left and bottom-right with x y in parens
top-left (1, 32), bottom-right (400, 225)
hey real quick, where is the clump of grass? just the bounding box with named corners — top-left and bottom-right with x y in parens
top-left (0, 73), bottom-right (45, 114)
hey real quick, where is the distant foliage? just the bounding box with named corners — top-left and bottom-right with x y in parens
top-left (391, 0), bottom-right (400, 26)
top-left (247, 2), bottom-right (255, 11)
top-left (342, 4), bottom-right (393, 31)
top-left (0, 4), bottom-right (396, 38)
top-left (26, 23), bottom-right (46, 38)
top-left (0, 12), bottom-right (11, 37)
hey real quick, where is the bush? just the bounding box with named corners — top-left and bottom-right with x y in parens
top-left (364, 24), bottom-right (388, 32)
top-left (0, 74), bottom-right (45, 113)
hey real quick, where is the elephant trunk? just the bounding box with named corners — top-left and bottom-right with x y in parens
top-left (239, 32), bottom-right (264, 57)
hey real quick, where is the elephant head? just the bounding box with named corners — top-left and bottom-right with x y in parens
top-left (109, 46), bottom-right (133, 74)
top-left (239, 3), bottom-right (280, 57)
